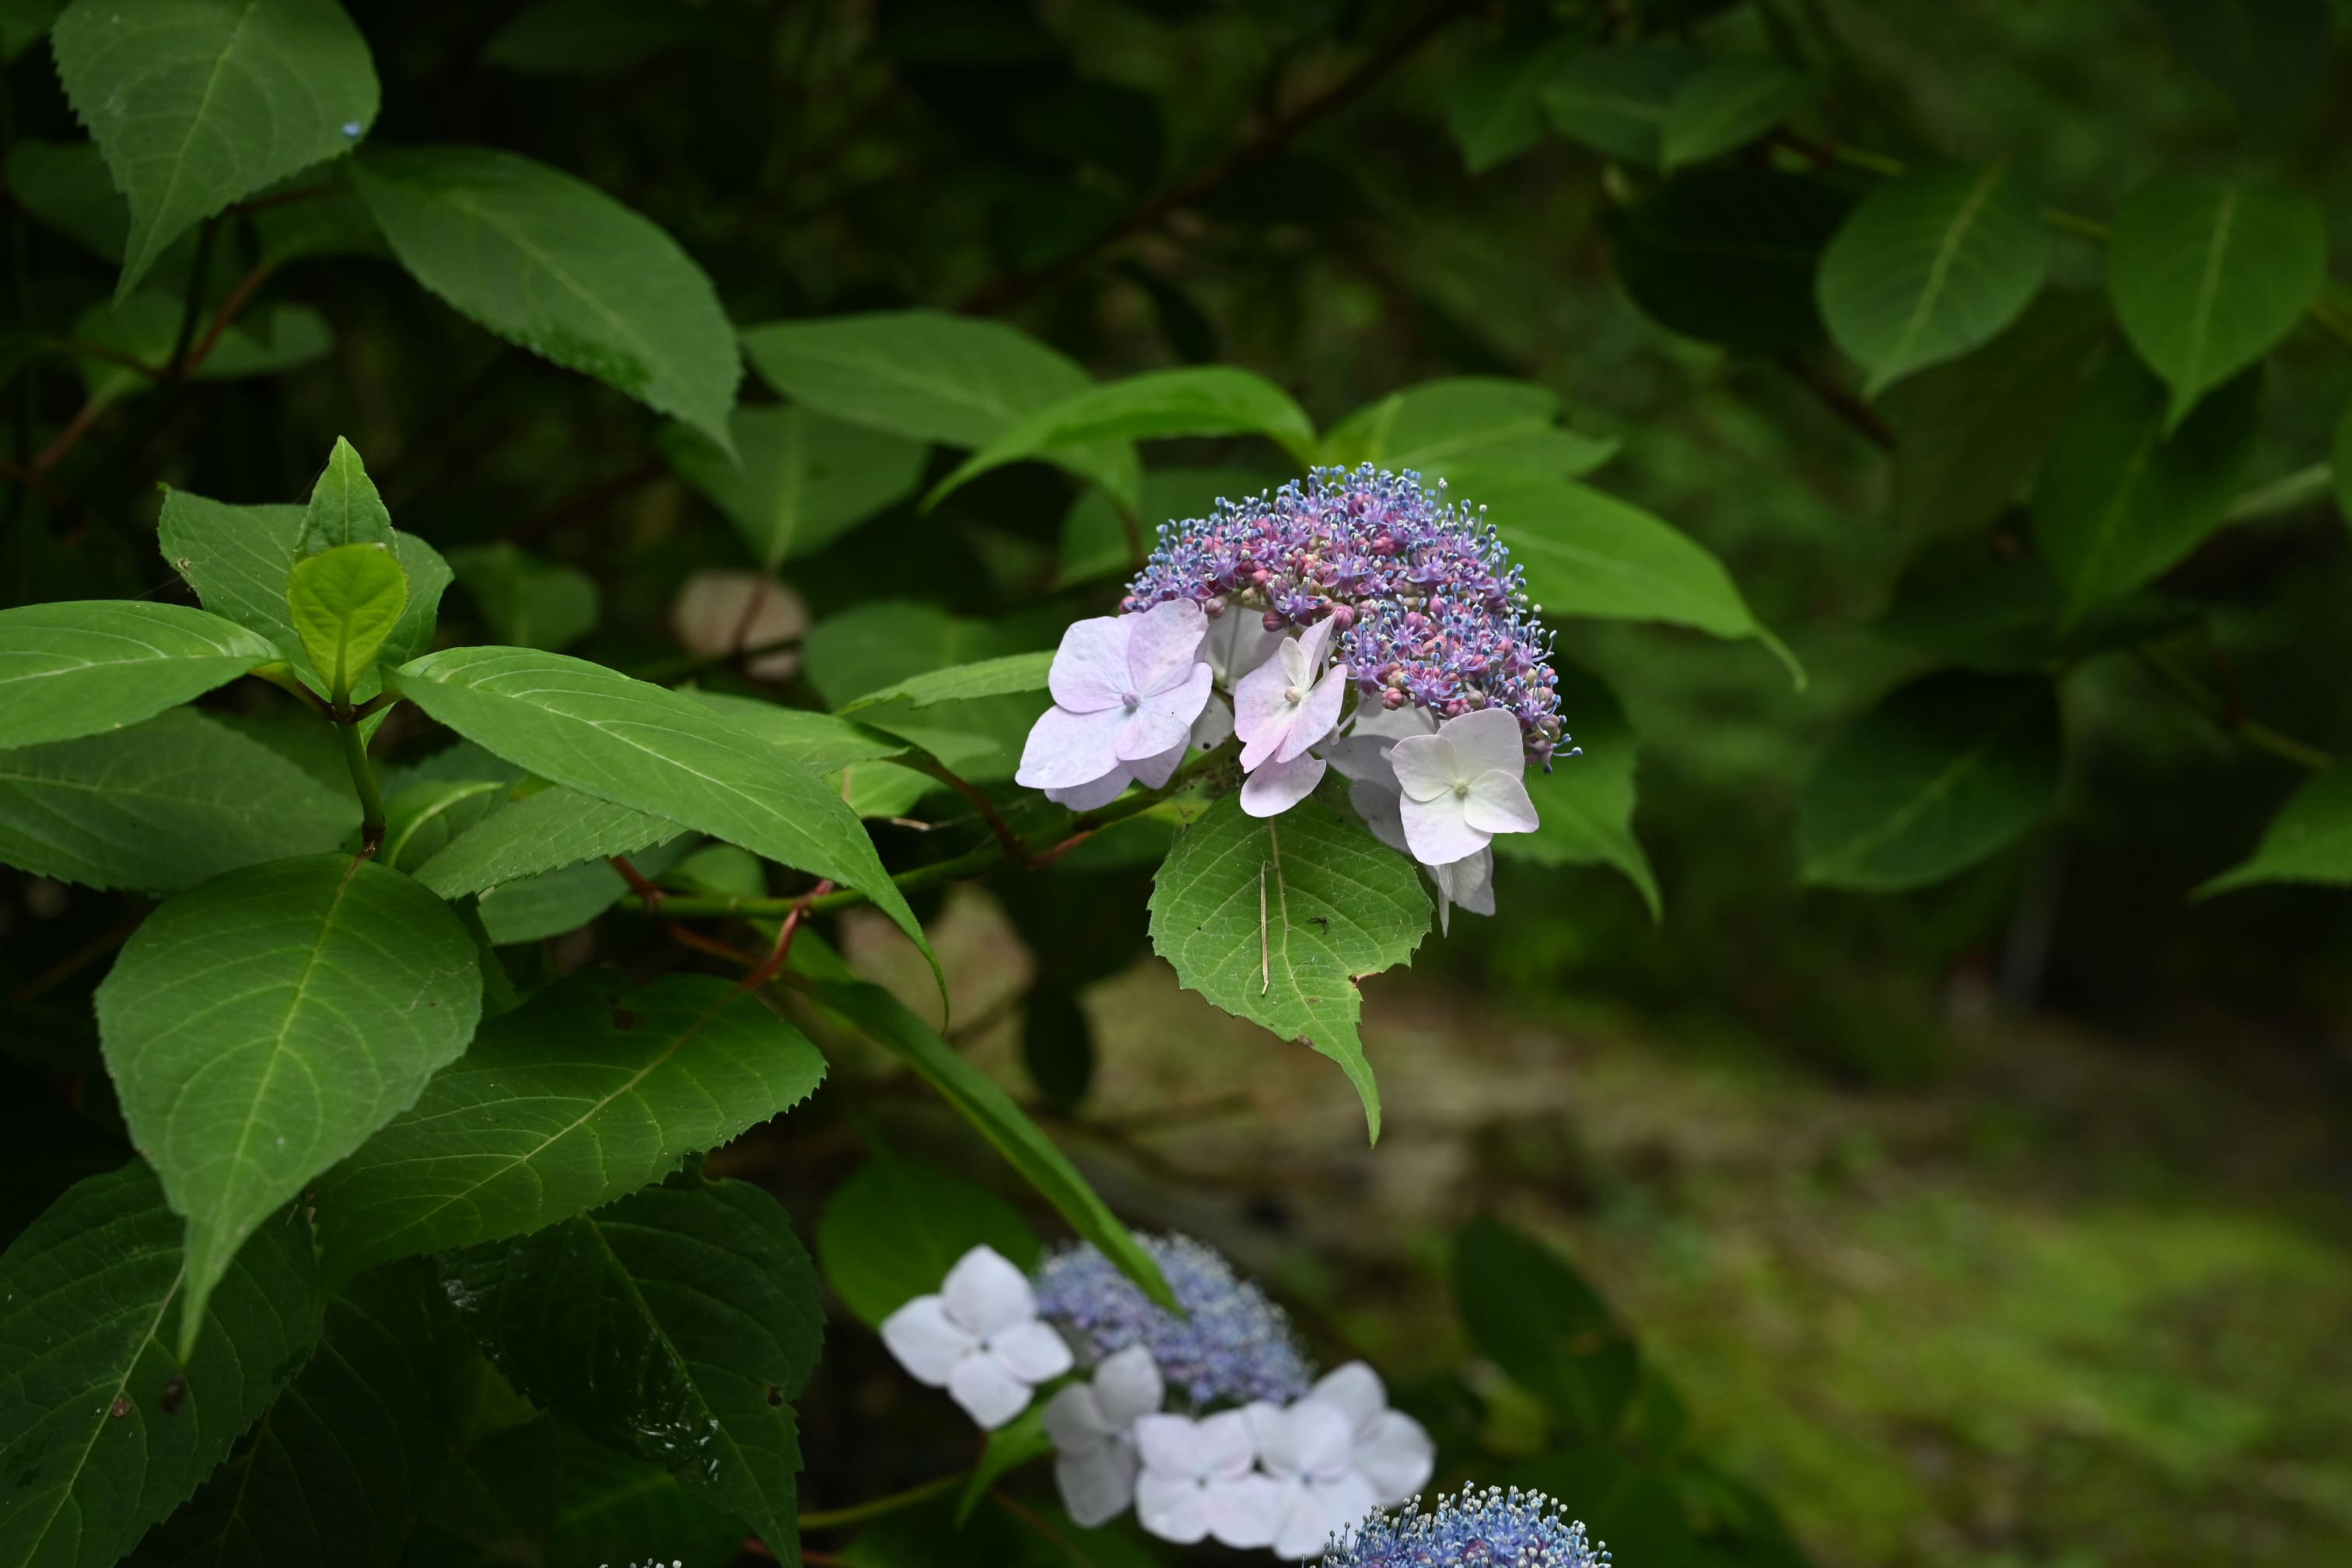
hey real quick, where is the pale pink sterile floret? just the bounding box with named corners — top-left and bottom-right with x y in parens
top-left (1306, 1361), bottom-right (1437, 1506)
top-left (1245, 1398), bottom-right (1381, 1560)
top-left (1386, 706), bottom-right (1540, 867)
top-left (1235, 617), bottom-right (1348, 771)
top-left (879, 1244), bottom-right (1074, 1430)
top-left (1134, 1409), bottom-right (1281, 1549)
top-left (1043, 1345), bottom-right (1164, 1527)
top-left (1018, 599), bottom-right (1213, 790)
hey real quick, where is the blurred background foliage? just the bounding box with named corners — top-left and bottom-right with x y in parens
top-left (4, 2), bottom-right (2350, 1566)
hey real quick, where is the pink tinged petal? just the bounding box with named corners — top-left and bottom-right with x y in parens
top-left (1297, 614), bottom-right (1338, 672)
top-left (1125, 737), bottom-right (1188, 792)
top-left (990, 1320), bottom-right (1074, 1382)
top-left (1125, 598), bottom-right (1208, 696)
top-left (1045, 764), bottom-right (1134, 811)
top-left (1044, 1384), bottom-right (1111, 1454)
top-left (1387, 733), bottom-right (1460, 803)
top-left (1275, 663), bottom-right (1349, 764)
top-left (1049, 616), bottom-right (1136, 712)
top-left (1056, 1447), bottom-right (1141, 1529)
top-left (1232, 643), bottom-right (1299, 750)
top-left (1399, 792), bottom-right (1490, 868)
top-left (1462, 768), bottom-right (1540, 835)
top-left (1018, 704), bottom-right (1128, 789)
top-left (1190, 696), bottom-right (1234, 750)
top-left (878, 1296), bottom-right (966, 1386)
top-left (949, 1351), bottom-right (1034, 1429)
top-left (1308, 1363), bottom-right (1389, 1433)
top-left (1116, 662), bottom-right (1212, 761)
top-left (941, 1245), bottom-right (1035, 1336)
top-left (1348, 776), bottom-right (1408, 854)
top-left (1205, 1474), bottom-right (1284, 1551)
top-left (1240, 751), bottom-right (1325, 818)
top-left (1353, 1411), bottom-right (1436, 1505)
top-left (1443, 705), bottom-right (1528, 776)
top-left (1136, 1470), bottom-right (1213, 1545)
top-left (1094, 1345), bottom-right (1165, 1425)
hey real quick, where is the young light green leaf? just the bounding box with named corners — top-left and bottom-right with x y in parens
top-left (440, 1178), bottom-right (823, 1556)
top-left (2031, 354), bottom-right (2260, 614)
top-left (386, 645), bottom-right (937, 983)
top-left (1797, 672), bottom-right (2060, 891)
top-left (0, 708), bottom-right (356, 892)
top-left (927, 366), bottom-right (1316, 509)
top-left (412, 783), bottom-right (681, 898)
top-left (1659, 58), bottom-right (1815, 169)
top-left (1816, 162), bottom-right (2050, 395)
top-left (123, 1261), bottom-right (449, 1568)
top-left (1604, 169), bottom-right (1850, 354)
top-left (2107, 176), bottom-right (2325, 430)
top-left (1475, 473), bottom-right (1802, 686)
top-left (446, 541), bottom-right (598, 651)
top-left (52, 0), bottom-right (380, 299)
top-left (320, 974), bottom-right (825, 1280)
top-left (838, 651), bottom-right (1053, 714)
top-left (287, 542), bottom-right (408, 699)
top-left (1490, 666), bottom-right (1657, 919)
top-left (354, 145), bottom-right (740, 448)
top-left (1146, 793), bottom-right (1430, 1141)
top-left (789, 933), bottom-right (1177, 1313)
top-left (2196, 768), bottom-right (2352, 897)
top-left (1540, 43), bottom-right (1703, 167)
top-left (298, 436), bottom-right (394, 553)
top-left (0, 600), bottom-right (276, 751)
top-left (0, 1161), bottom-right (320, 1568)
top-left (1445, 34), bottom-right (1583, 174)
top-left (660, 404), bottom-right (926, 569)
top-left (94, 854), bottom-right (483, 1357)
top-left (1321, 378), bottom-right (1617, 485)
top-left (815, 1153), bottom-right (1041, 1329)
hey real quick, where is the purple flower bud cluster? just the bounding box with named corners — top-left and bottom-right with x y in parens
top-left (1030, 1234), bottom-right (1315, 1409)
top-left (1121, 465), bottom-right (1567, 767)
top-left (1326, 1486), bottom-right (1612, 1567)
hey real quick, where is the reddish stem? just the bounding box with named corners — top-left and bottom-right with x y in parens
top-left (737, 879), bottom-right (833, 993)
top-left (181, 261), bottom-right (278, 376)
top-left (608, 854), bottom-right (664, 909)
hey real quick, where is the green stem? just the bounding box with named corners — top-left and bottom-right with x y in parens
top-left (2134, 647), bottom-right (2334, 772)
top-left (2224, 461), bottom-right (2333, 523)
top-left (798, 1473), bottom-right (964, 1531)
top-left (338, 718), bottom-right (388, 857)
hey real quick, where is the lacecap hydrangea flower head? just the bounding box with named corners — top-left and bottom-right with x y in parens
top-left (1030, 1233), bottom-right (1315, 1407)
top-left (1017, 465), bottom-right (1570, 922)
top-left (1326, 1485), bottom-right (1612, 1567)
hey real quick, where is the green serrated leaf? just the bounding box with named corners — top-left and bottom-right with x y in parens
top-left (2107, 175), bottom-right (2325, 430)
top-left (124, 1260), bottom-right (450, 1568)
top-left (1797, 671), bottom-right (2060, 891)
top-left (387, 645), bottom-right (936, 988)
top-left (1474, 473), bottom-right (1801, 685)
top-left (0, 600), bottom-right (275, 750)
top-left (1540, 43), bottom-right (1703, 168)
top-left (0, 708), bottom-right (356, 891)
top-left (2031, 353), bottom-right (2261, 614)
top-left (440, 1178), bottom-right (823, 1556)
top-left (52, 0), bottom-right (380, 299)
top-left (2197, 768), bottom-right (2352, 896)
top-left (1491, 665), bottom-right (1658, 918)
top-left (353, 145), bottom-right (740, 449)
top-left (376, 777), bottom-right (506, 873)
top-left (1659, 58), bottom-right (1815, 169)
top-left (1605, 169), bottom-right (1850, 355)
top-left (1816, 162), bottom-right (2050, 396)
top-left (320, 973), bottom-right (824, 1280)
top-left (446, 541), bottom-right (598, 652)
top-left (412, 783), bottom-right (681, 898)
top-left (288, 542), bottom-right (408, 700)
top-left (1146, 792), bottom-right (1429, 1140)
top-left (789, 933), bottom-right (1176, 1313)
top-left (1321, 378), bottom-right (1616, 485)
top-left (299, 436), bottom-right (394, 553)
top-left (660, 404), bottom-right (926, 569)
top-left (814, 1153), bottom-right (1040, 1328)
top-left (0, 1161), bottom-right (322, 1568)
top-left (95, 854), bottom-right (483, 1357)
top-left (838, 650), bottom-right (1053, 713)
top-left (929, 366), bottom-right (1315, 509)
top-left (472, 834), bottom-right (695, 947)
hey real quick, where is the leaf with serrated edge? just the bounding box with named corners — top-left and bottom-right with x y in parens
top-left (298, 436), bottom-right (394, 553)
top-left (439, 1178), bottom-right (822, 1555)
top-left (1147, 793), bottom-right (1429, 1139)
top-left (0, 708), bottom-right (355, 892)
top-left (0, 1161), bottom-right (320, 1568)
top-left (288, 542), bottom-right (408, 699)
top-left (95, 854), bottom-right (483, 1356)
top-left (388, 644), bottom-right (938, 992)
top-left (52, 0), bottom-right (380, 299)
top-left (839, 651), bottom-right (1053, 713)
top-left (319, 974), bottom-right (824, 1280)
top-left (414, 784), bottom-right (681, 898)
top-left (0, 600), bottom-right (276, 751)
top-left (2198, 768), bottom-right (2352, 897)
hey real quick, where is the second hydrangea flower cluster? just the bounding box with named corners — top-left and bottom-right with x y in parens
top-left (880, 1234), bottom-right (1437, 1559)
top-left (1017, 464), bottom-right (1569, 929)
